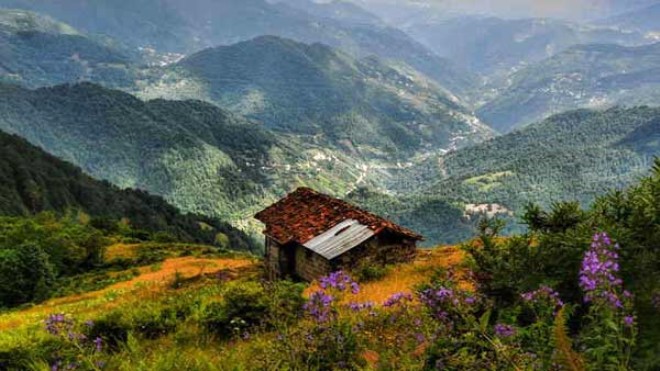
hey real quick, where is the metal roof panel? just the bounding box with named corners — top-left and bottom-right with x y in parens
top-left (303, 219), bottom-right (375, 260)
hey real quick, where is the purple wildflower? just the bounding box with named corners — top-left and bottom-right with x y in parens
top-left (347, 301), bottom-right (374, 312)
top-left (304, 290), bottom-right (334, 322)
top-left (624, 315), bottom-right (634, 327)
top-left (93, 337), bottom-right (103, 352)
top-left (319, 271), bottom-right (358, 293)
top-left (494, 323), bottom-right (516, 338)
top-left (652, 291), bottom-right (660, 310)
top-left (45, 314), bottom-right (74, 336)
top-left (579, 232), bottom-right (627, 309)
top-left (383, 292), bottom-right (413, 307)
top-left (521, 285), bottom-right (564, 310)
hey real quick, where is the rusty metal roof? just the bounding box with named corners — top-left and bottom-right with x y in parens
top-left (254, 187), bottom-right (423, 245)
top-left (303, 219), bottom-right (375, 260)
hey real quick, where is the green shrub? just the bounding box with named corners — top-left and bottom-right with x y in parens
top-left (85, 312), bottom-right (130, 350)
top-left (203, 280), bottom-right (305, 338)
top-left (353, 262), bottom-right (390, 283)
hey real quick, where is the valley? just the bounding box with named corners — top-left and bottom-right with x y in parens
top-left (0, 0), bottom-right (660, 369)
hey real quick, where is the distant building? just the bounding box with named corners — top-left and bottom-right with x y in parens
top-left (255, 187), bottom-right (423, 281)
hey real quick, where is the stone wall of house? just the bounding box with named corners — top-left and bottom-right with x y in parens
top-left (295, 245), bottom-right (333, 282)
top-left (334, 233), bottom-right (417, 271)
top-left (268, 232), bottom-right (418, 282)
top-left (264, 236), bottom-right (281, 280)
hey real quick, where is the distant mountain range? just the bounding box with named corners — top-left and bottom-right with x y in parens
top-left (0, 9), bottom-right (136, 88)
top-left (599, 2), bottom-right (660, 34)
top-left (0, 129), bottom-right (257, 251)
top-left (0, 0), bottom-right (476, 97)
top-left (401, 15), bottom-right (646, 78)
top-left (136, 36), bottom-right (492, 159)
top-left (478, 42), bottom-right (660, 132)
top-left (1, 0), bottom-right (660, 247)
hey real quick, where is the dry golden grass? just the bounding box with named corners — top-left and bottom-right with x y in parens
top-left (0, 256), bottom-right (258, 331)
top-left (305, 246), bottom-right (470, 305)
top-left (104, 243), bottom-right (140, 261)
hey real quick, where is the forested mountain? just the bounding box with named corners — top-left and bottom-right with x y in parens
top-left (0, 130), bottom-right (257, 251)
top-left (0, 82), bottom-right (371, 232)
top-left (401, 15), bottom-right (646, 79)
top-left (0, 0), bottom-right (477, 96)
top-left (0, 9), bottom-right (135, 88)
top-left (478, 42), bottom-right (660, 132)
top-left (137, 36), bottom-right (492, 158)
top-left (352, 106), bottom-right (660, 243)
top-left (599, 2), bottom-right (660, 34)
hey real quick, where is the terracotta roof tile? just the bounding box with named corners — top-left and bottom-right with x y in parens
top-left (254, 187), bottom-right (423, 244)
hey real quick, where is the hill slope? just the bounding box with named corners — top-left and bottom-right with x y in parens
top-left (478, 42), bottom-right (660, 132)
top-left (0, 82), bottom-right (373, 231)
top-left (0, 9), bottom-right (135, 88)
top-left (599, 3), bottom-right (660, 34)
top-left (137, 36), bottom-right (492, 159)
top-left (0, 0), bottom-right (477, 96)
top-left (402, 15), bottom-right (645, 79)
top-left (353, 106), bottom-right (660, 243)
top-left (0, 130), bottom-right (257, 251)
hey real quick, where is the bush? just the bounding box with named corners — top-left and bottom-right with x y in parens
top-left (85, 312), bottom-right (130, 350)
top-left (203, 281), bottom-right (269, 337)
top-left (203, 280), bottom-right (305, 338)
top-left (353, 262), bottom-right (390, 283)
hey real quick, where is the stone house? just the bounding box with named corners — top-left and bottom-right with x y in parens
top-left (254, 187), bottom-right (423, 281)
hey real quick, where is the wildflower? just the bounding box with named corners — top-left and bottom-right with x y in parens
top-left (93, 337), bottom-right (103, 352)
top-left (45, 314), bottom-right (74, 336)
top-left (319, 271), bottom-right (357, 293)
top-left (494, 323), bottom-right (516, 338)
top-left (624, 315), bottom-right (634, 327)
top-left (579, 232), bottom-right (627, 310)
top-left (521, 285), bottom-right (564, 310)
top-left (414, 333), bottom-right (426, 344)
top-left (304, 291), bottom-right (334, 322)
top-left (383, 292), bottom-right (413, 307)
top-left (347, 301), bottom-right (374, 311)
top-left (651, 291), bottom-right (660, 310)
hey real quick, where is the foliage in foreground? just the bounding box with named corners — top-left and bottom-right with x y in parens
top-left (0, 161), bottom-right (659, 370)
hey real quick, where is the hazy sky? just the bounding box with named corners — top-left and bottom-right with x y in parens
top-left (351, 0), bottom-right (651, 20)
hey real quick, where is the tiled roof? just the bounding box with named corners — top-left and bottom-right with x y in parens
top-left (254, 187), bottom-right (423, 245)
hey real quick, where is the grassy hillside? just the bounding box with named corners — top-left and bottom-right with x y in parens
top-left (0, 9), bottom-right (136, 88)
top-left (478, 42), bottom-right (660, 132)
top-left (0, 162), bottom-right (658, 369)
top-left (138, 36), bottom-right (492, 159)
top-left (0, 130), bottom-right (256, 252)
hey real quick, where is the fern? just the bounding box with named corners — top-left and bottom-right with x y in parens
top-left (552, 306), bottom-right (585, 371)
